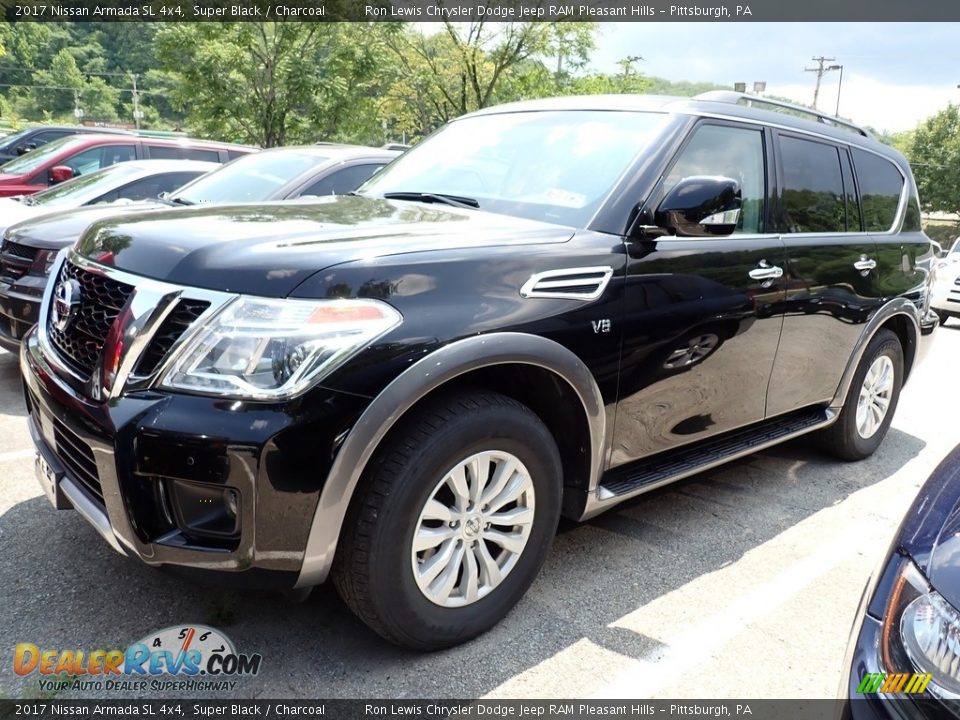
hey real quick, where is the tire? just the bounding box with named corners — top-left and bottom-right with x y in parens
top-left (816, 329), bottom-right (903, 461)
top-left (332, 390), bottom-right (563, 650)
top-left (938, 312), bottom-right (949, 326)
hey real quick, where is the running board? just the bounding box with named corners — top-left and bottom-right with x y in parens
top-left (596, 406), bottom-right (835, 504)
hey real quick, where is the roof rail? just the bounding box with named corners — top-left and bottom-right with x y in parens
top-left (693, 90), bottom-right (870, 138)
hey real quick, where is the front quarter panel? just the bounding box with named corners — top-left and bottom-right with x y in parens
top-left (292, 230), bottom-right (627, 404)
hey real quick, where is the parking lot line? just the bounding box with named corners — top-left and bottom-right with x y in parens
top-left (0, 449), bottom-right (33, 464)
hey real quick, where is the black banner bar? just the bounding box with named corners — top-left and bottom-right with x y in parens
top-left (0, 699), bottom-right (954, 720)
top-left (3, 0), bottom-right (960, 22)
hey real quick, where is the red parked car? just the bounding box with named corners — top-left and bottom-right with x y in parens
top-left (0, 134), bottom-right (256, 197)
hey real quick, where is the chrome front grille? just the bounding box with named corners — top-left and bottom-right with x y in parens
top-left (39, 253), bottom-right (235, 399)
top-left (47, 261), bottom-right (135, 379)
top-left (135, 299), bottom-right (210, 377)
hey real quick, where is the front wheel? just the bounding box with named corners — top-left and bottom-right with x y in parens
top-left (816, 329), bottom-right (903, 461)
top-left (332, 390), bottom-right (562, 650)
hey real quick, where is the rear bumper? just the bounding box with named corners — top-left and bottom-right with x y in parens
top-left (20, 326), bottom-right (368, 589)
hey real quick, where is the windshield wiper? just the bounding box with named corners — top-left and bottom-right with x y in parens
top-left (166, 196), bottom-right (195, 206)
top-left (382, 191), bottom-right (479, 209)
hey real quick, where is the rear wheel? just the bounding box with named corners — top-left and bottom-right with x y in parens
top-left (332, 390), bottom-right (562, 650)
top-left (816, 329), bottom-right (903, 461)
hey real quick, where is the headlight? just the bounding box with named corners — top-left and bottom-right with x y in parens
top-left (879, 556), bottom-right (960, 698)
top-left (159, 296), bottom-right (401, 400)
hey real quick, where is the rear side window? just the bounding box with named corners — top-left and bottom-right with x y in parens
top-left (779, 136), bottom-right (845, 234)
top-left (663, 124), bottom-right (766, 234)
top-left (147, 145), bottom-right (221, 162)
top-left (300, 164), bottom-right (385, 197)
top-left (852, 149), bottom-right (904, 232)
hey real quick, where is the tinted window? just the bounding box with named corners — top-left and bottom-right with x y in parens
top-left (32, 130), bottom-right (69, 145)
top-left (62, 144), bottom-right (137, 177)
top-left (111, 172), bottom-right (205, 202)
top-left (664, 124), bottom-right (766, 234)
top-left (852, 149), bottom-right (904, 232)
top-left (300, 164), bottom-right (384, 197)
top-left (173, 150), bottom-right (328, 204)
top-left (780, 136), bottom-right (845, 234)
top-left (147, 145), bottom-right (221, 162)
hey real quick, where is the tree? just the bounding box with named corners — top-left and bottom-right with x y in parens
top-left (380, 22), bottom-right (599, 141)
top-left (154, 22), bottom-right (389, 147)
top-left (907, 104), bottom-right (960, 214)
top-left (30, 48), bottom-right (120, 122)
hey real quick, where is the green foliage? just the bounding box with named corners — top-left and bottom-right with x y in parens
top-left (154, 22), bottom-right (388, 146)
top-left (905, 104), bottom-right (960, 215)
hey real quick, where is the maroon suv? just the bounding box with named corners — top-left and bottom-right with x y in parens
top-left (0, 134), bottom-right (256, 197)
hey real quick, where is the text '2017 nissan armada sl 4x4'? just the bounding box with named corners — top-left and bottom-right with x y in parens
top-left (21, 93), bottom-right (937, 649)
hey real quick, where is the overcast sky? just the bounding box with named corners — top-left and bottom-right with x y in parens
top-left (588, 23), bottom-right (960, 132)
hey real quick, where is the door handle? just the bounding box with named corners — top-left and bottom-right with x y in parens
top-left (853, 256), bottom-right (877, 274)
top-left (748, 261), bottom-right (784, 281)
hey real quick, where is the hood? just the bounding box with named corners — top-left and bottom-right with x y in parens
top-left (0, 173), bottom-right (26, 184)
top-left (899, 444), bottom-right (960, 610)
top-left (75, 195), bottom-right (575, 297)
top-left (5, 201), bottom-right (164, 250)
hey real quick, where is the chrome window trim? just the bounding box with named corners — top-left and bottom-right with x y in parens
top-left (654, 111), bottom-right (910, 239)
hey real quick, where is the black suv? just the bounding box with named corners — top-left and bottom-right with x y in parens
top-left (20, 93), bottom-right (937, 650)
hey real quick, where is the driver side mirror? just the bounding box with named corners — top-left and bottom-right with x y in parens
top-left (49, 166), bottom-right (76, 184)
top-left (653, 176), bottom-right (742, 237)
top-left (15, 144), bottom-right (33, 156)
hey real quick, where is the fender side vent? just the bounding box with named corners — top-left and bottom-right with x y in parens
top-left (520, 266), bottom-right (614, 301)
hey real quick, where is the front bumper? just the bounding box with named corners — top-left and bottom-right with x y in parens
top-left (21, 327), bottom-right (368, 588)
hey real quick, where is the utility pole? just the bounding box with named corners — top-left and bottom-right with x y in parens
top-left (72, 89), bottom-right (84, 122)
top-left (130, 73), bottom-right (142, 130)
top-left (805, 56), bottom-right (837, 109)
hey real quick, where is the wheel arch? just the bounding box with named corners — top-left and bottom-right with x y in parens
top-left (829, 298), bottom-right (920, 411)
top-left (295, 332), bottom-right (606, 588)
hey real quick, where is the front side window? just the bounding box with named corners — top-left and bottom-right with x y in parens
top-left (62, 145), bottom-right (136, 177)
top-left (780, 136), bottom-right (846, 234)
top-left (361, 110), bottom-right (672, 227)
top-left (852, 148), bottom-right (904, 232)
top-left (300, 164), bottom-right (384, 197)
top-left (663, 124), bottom-right (766, 234)
top-left (27, 163), bottom-right (142, 207)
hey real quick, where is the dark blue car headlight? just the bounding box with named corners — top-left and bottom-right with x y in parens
top-left (879, 556), bottom-right (960, 698)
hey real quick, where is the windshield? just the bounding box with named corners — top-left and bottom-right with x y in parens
top-left (361, 110), bottom-right (671, 227)
top-left (172, 150), bottom-right (327, 204)
top-left (0, 136), bottom-right (92, 176)
top-left (26, 163), bottom-right (144, 207)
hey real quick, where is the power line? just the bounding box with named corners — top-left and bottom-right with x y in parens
top-left (0, 81), bottom-right (166, 97)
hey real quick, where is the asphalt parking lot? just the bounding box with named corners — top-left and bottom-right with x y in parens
top-left (0, 325), bottom-right (956, 701)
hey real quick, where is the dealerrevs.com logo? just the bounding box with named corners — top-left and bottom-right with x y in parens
top-left (13, 625), bottom-right (262, 693)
